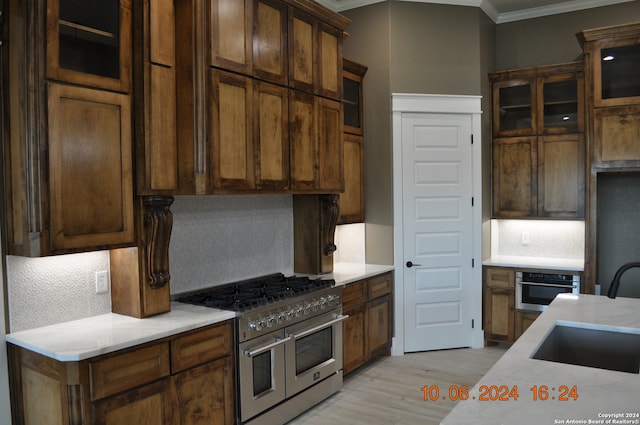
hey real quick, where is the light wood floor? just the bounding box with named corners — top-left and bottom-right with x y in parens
top-left (288, 346), bottom-right (507, 425)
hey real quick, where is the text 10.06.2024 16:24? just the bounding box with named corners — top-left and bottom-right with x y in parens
top-left (421, 385), bottom-right (579, 402)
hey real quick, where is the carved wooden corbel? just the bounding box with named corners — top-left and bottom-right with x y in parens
top-left (142, 195), bottom-right (174, 289)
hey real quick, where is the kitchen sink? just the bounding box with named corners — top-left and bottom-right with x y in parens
top-left (531, 321), bottom-right (640, 374)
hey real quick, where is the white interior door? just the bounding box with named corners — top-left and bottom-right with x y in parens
top-left (402, 112), bottom-right (475, 352)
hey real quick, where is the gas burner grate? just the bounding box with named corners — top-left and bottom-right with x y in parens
top-left (176, 273), bottom-right (335, 311)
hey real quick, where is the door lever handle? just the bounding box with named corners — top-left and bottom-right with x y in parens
top-left (406, 261), bottom-right (422, 268)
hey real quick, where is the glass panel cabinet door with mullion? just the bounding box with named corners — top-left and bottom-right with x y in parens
top-left (47, 0), bottom-right (131, 92)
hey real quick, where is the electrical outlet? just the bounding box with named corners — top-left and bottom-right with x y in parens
top-left (96, 270), bottom-right (110, 294)
top-left (521, 231), bottom-right (530, 245)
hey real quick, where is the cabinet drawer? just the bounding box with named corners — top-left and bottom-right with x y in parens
top-left (90, 343), bottom-right (170, 400)
top-left (484, 267), bottom-right (515, 289)
top-left (171, 322), bottom-right (233, 373)
top-left (343, 280), bottom-right (366, 310)
top-left (368, 272), bottom-right (392, 299)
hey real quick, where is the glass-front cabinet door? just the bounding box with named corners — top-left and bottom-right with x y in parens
top-left (47, 0), bottom-right (131, 92)
top-left (492, 79), bottom-right (536, 137)
top-left (539, 73), bottom-right (584, 134)
top-left (595, 41), bottom-right (640, 106)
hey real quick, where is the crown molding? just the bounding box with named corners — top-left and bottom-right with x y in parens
top-left (496, 0), bottom-right (637, 23)
top-left (316, 0), bottom-right (636, 23)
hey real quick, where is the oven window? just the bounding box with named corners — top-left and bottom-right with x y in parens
top-left (252, 350), bottom-right (272, 396)
top-left (523, 284), bottom-right (572, 305)
top-left (296, 327), bottom-right (333, 375)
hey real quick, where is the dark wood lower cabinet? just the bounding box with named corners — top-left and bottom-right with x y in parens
top-left (8, 321), bottom-right (235, 425)
top-left (343, 272), bottom-right (393, 376)
top-left (483, 266), bottom-right (541, 345)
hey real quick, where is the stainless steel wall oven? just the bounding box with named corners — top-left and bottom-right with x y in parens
top-left (516, 271), bottom-right (581, 311)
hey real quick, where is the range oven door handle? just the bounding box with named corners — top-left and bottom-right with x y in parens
top-left (517, 282), bottom-right (579, 289)
top-left (243, 336), bottom-right (292, 357)
top-left (287, 315), bottom-right (349, 340)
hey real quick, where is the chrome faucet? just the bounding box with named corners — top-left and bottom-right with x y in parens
top-left (607, 261), bottom-right (640, 299)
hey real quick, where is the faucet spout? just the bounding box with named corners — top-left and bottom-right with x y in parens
top-left (607, 261), bottom-right (640, 299)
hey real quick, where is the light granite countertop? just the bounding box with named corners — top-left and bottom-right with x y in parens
top-left (441, 294), bottom-right (640, 425)
top-left (483, 255), bottom-right (584, 272)
top-left (321, 262), bottom-right (395, 286)
top-left (5, 262), bottom-right (394, 362)
top-left (4, 302), bottom-right (237, 361)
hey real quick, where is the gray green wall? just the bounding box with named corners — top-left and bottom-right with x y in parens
top-left (496, 2), bottom-right (640, 70)
top-left (342, 1), bottom-right (640, 266)
top-left (343, 2), bottom-right (495, 264)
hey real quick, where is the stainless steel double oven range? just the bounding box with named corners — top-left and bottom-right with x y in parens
top-left (177, 273), bottom-right (347, 425)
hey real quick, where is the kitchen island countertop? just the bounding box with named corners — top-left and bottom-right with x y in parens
top-left (441, 293), bottom-right (640, 425)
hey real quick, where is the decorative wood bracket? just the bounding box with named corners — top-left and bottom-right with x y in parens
top-left (142, 195), bottom-right (174, 289)
top-left (321, 194), bottom-right (339, 256)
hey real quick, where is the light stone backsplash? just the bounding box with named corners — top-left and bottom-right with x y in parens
top-left (168, 195), bottom-right (294, 295)
top-left (334, 223), bottom-right (366, 264)
top-left (491, 219), bottom-right (585, 259)
top-left (7, 251), bottom-right (111, 332)
top-left (7, 195), bottom-right (295, 332)
top-left (6, 195), bottom-right (371, 332)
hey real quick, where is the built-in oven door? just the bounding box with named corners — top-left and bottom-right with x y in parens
top-left (516, 282), bottom-right (577, 311)
top-left (238, 329), bottom-right (290, 422)
top-left (284, 310), bottom-right (348, 398)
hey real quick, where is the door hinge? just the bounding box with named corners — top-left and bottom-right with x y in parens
top-left (471, 197), bottom-right (474, 207)
top-left (472, 319), bottom-right (475, 329)
top-left (472, 258), bottom-right (475, 268)
top-left (471, 134), bottom-right (474, 144)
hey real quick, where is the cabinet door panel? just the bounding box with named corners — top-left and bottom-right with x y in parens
top-left (48, 83), bottom-right (134, 251)
top-left (171, 323), bottom-right (233, 374)
top-left (290, 91), bottom-right (318, 190)
top-left (343, 304), bottom-right (367, 376)
top-left (92, 379), bottom-right (171, 425)
top-left (368, 272), bottom-right (392, 299)
top-left (149, 0), bottom-right (175, 66)
top-left (253, 0), bottom-right (287, 85)
top-left (367, 295), bottom-right (391, 359)
top-left (484, 267), bottom-right (514, 289)
top-left (339, 134), bottom-right (363, 223)
top-left (172, 357), bottom-right (235, 425)
top-left (318, 98), bottom-right (343, 191)
top-left (90, 343), bottom-right (170, 401)
top-left (538, 134), bottom-right (584, 218)
top-left (594, 105), bottom-right (640, 163)
top-left (210, 0), bottom-right (252, 74)
top-left (289, 9), bottom-right (315, 93)
top-left (515, 311), bottom-right (540, 340)
top-left (255, 82), bottom-right (289, 190)
top-left (47, 0), bottom-right (131, 92)
top-left (483, 286), bottom-right (514, 342)
top-left (318, 22), bottom-right (341, 100)
top-left (211, 70), bottom-right (254, 190)
top-left (147, 65), bottom-right (178, 191)
top-left (342, 280), bottom-right (366, 311)
top-left (492, 136), bottom-right (536, 217)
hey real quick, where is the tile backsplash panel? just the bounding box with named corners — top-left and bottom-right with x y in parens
top-left (169, 195), bottom-right (294, 295)
top-left (491, 219), bottom-right (584, 259)
top-left (7, 195), bottom-right (294, 332)
top-left (7, 251), bottom-right (111, 332)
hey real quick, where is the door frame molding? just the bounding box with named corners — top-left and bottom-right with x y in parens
top-left (391, 94), bottom-right (484, 355)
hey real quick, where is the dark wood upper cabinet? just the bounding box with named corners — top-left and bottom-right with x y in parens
top-left (490, 62), bottom-right (585, 219)
top-left (5, 0), bottom-right (135, 256)
top-left (175, 0), bottom-right (349, 195)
